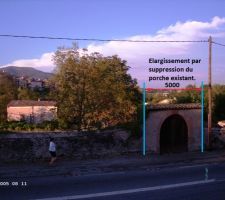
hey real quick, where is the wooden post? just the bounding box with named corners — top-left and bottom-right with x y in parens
top-left (208, 36), bottom-right (212, 148)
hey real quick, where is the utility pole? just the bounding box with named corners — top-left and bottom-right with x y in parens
top-left (208, 36), bottom-right (212, 148)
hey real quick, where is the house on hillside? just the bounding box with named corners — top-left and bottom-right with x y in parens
top-left (7, 100), bottom-right (57, 124)
top-left (28, 79), bottom-right (44, 90)
top-left (15, 77), bottom-right (28, 88)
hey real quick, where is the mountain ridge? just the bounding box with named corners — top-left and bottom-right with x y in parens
top-left (0, 66), bottom-right (52, 79)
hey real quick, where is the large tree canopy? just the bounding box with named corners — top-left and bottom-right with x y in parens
top-left (0, 72), bottom-right (17, 122)
top-left (52, 47), bottom-right (141, 130)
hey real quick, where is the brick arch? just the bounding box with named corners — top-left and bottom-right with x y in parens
top-left (159, 114), bottom-right (188, 154)
top-left (146, 104), bottom-right (201, 154)
top-left (154, 111), bottom-right (192, 153)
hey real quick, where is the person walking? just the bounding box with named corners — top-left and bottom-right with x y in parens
top-left (49, 137), bottom-right (57, 165)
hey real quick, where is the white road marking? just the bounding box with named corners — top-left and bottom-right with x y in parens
top-left (34, 179), bottom-right (215, 200)
top-left (177, 164), bottom-right (207, 169)
top-left (80, 171), bottom-right (125, 177)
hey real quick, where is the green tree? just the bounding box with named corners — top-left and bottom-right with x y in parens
top-left (17, 87), bottom-right (50, 100)
top-left (172, 85), bottom-right (201, 104)
top-left (52, 46), bottom-right (141, 130)
top-left (211, 85), bottom-right (225, 122)
top-left (17, 88), bottom-right (36, 100)
top-left (0, 72), bottom-right (17, 122)
top-left (213, 93), bottom-right (225, 121)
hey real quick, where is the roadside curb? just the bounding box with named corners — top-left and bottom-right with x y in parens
top-left (1, 151), bottom-right (225, 178)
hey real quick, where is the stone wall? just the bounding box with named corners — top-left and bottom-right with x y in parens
top-left (0, 130), bottom-right (141, 162)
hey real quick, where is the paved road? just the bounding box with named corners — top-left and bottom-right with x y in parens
top-left (1, 161), bottom-right (225, 200)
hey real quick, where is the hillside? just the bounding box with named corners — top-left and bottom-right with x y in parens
top-left (0, 66), bottom-right (52, 79)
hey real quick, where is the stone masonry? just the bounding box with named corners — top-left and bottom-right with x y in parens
top-left (0, 130), bottom-right (140, 162)
top-left (146, 103), bottom-right (203, 153)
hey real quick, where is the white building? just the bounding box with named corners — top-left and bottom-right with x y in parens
top-left (7, 100), bottom-right (57, 124)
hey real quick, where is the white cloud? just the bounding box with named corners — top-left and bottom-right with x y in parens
top-left (85, 16), bottom-right (225, 86)
top-left (1, 16), bottom-right (225, 81)
top-left (1, 52), bottom-right (55, 72)
top-left (87, 16), bottom-right (225, 58)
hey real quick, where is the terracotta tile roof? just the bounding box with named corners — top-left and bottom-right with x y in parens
top-left (7, 100), bottom-right (57, 107)
top-left (147, 103), bottom-right (201, 111)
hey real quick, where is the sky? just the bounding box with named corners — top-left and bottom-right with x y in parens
top-left (0, 0), bottom-right (225, 87)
